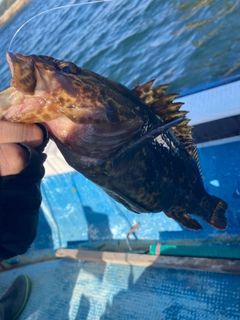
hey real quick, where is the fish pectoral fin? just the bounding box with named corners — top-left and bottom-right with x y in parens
top-left (164, 210), bottom-right (203, 231)
top-left (113, 116), bottom-right (185, 161)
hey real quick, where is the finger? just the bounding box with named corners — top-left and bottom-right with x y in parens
top-left (0, 143), bottom-right (29, 176)
top-left (0, 121), bottom-right (44, 147)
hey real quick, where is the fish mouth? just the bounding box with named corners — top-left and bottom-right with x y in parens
top-left (6, 51), bottom-right (37, 95)
top-left (6, 51), bottom-right (30, 74)
top-left (0, 52), bottom-right (53, 122)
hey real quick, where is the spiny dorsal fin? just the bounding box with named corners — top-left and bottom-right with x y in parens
top-left (132, 80), bottom-right (202, 179)
top-left (132, 80), bottom-right (189, 144)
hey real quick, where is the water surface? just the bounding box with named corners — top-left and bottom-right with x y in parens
top-left (0, 0), bottom-right (239, 93)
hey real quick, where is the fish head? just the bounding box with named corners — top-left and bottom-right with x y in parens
top-left (0, 52), bottom-right (144, 159)
top-left (8, 51), bottom-right (80, 95)
top-left (2, 52), bottom-right (108, 124)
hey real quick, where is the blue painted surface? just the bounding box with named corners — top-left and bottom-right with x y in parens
top-left (31, 138), bottom-right (240, 252)
top-left (0, 259), bottom-right (239, 320)
top-left (178, 74), bottom-right (240, 97)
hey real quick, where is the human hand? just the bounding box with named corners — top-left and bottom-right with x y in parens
top-left (0, 121), bottom-right (45, 176)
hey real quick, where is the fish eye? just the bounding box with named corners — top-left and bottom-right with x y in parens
top-left (61, 65), bottom-right (73, 73)
top-left (59, 62), bottom-right (78, 74)
top-left (53, 60), bottom-right (80, 74)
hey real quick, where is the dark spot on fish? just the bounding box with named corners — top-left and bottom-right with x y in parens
top-left (94, 118), bottom-right (103, 124)
top-left (100, 89), bottom-right (106, 99)
top-left (80, 117), bottom-right (89, 124)
top-left (58, 97), bottom-right (65, 105)
top-left (84, 86), bottom-right (95, 96)
top-left (73, 81), bottom-right (83, 87)
top-left (82, 84), bottom-right (95, 95)
top-left (105, 100), bottom-right (119, 123)
top-left (66, 104), bottom-right (76, 109)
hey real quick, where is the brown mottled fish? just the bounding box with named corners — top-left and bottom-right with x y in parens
top-left (0, 52), bottom-right (228, 230)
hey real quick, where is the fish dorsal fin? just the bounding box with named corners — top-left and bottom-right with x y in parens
top-left (187, 145), bottom-right (203, 179)
top-left (132, 80), bottom-right (202, 178)
top-left (132, 80), bottom-right (190, 145)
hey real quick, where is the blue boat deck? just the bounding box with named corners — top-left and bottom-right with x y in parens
top-left (0, 259), bottom-right (240, 320)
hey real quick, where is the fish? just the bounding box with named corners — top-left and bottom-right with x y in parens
top-left (0, 51), bottom-right (228, 230)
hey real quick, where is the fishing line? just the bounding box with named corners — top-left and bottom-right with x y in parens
top-left (8, 0), bottom-right (112, 51)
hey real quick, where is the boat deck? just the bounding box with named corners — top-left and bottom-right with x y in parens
top-left (1, 258), bottom-right (240, 320)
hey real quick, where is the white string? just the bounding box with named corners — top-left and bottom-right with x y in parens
top-left (8, 0), bottom-right (112, 51)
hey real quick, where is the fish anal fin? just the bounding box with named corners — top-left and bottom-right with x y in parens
top-left (164, 210), bottom-right (203, 231)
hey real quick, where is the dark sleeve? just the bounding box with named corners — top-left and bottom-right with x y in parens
top-left (0, 124), bottom-right (48, 261)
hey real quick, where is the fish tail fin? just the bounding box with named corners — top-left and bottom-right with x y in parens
top-left (164, 194), bottom-right (228, 231)
top-left (199, 194), bottom-right (228, 230)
